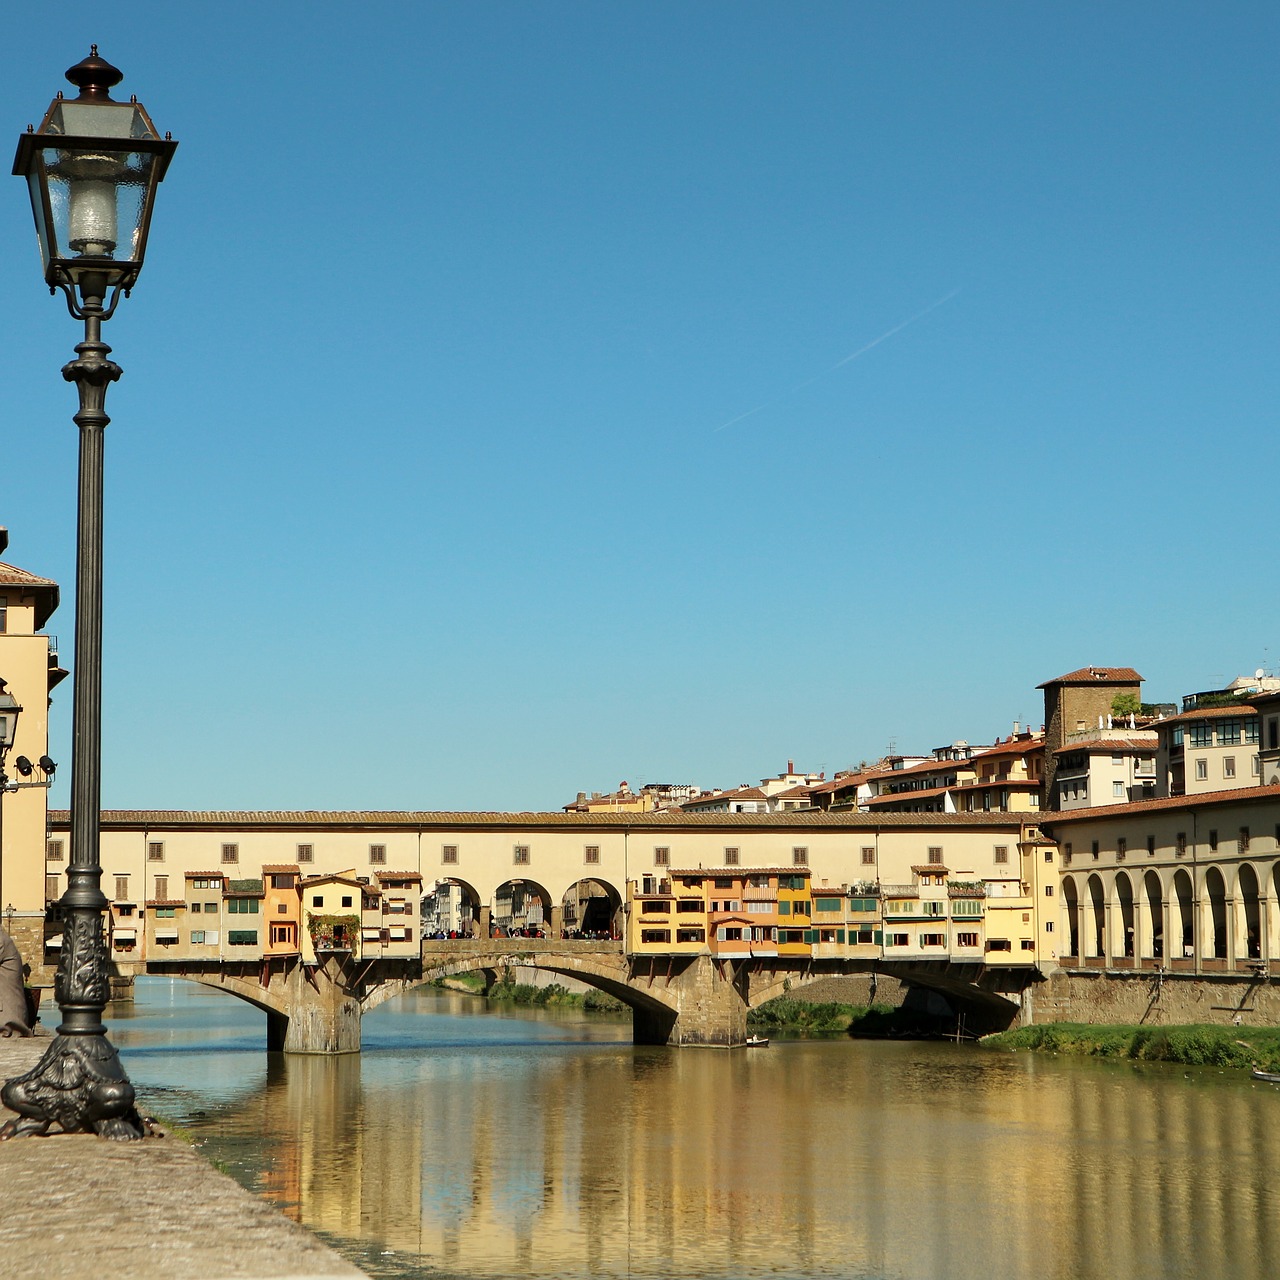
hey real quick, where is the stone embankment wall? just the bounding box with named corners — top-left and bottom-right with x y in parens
top-left (1029, 970), bottom-right (1280, 1026)
top-left (782, 973), bottom-right (909, 1007)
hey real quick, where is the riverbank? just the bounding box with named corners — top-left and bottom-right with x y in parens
top-left (982, 1022), bottom-right (1280, 1071)
top-left (747, 997), bottom-right (943, 1037)
top-left (0, 1033), bottom-right (364, 1279)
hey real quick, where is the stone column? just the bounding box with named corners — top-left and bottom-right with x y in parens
top-left (274, 953), bottom-right (361, 1054)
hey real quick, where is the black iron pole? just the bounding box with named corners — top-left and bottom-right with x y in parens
top-left (0, 276), bottom-right (146, 1139)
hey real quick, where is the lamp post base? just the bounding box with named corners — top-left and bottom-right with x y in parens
top-left (0, 1032), bottom-right (147, 1140)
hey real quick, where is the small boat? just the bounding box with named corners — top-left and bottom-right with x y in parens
top-left (745, 1034), bottom-right (769, 1048)
top-left (1251, 1068), bottom-right (1280, 1083)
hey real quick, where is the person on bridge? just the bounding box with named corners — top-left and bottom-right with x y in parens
top-left (0, 928), bottom-right (32, 1037)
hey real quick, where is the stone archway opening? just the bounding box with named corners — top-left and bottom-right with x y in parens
top-left (1205, 867), bottom-right (1228, 960)
top-left (1062, 877), bottom-right (1080, 959)
top-left (1239, 863), bottom-right (1262, 960)
top-left (421, 877), bottom-right (483, 939)
top-left (1086, 874), bottom-right (1106, 958)
top-left (1115, 872), bottom-right (1135, 958)
top-left (492, 879), bottom-right (553, 937)
top-left (1143, 870), bottom-right (1163, 961)
top-left (561, 878), bottom-right (623, 940)
top-left (1173, 868), bottom-right (1195, 960)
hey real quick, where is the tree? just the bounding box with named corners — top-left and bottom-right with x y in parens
top-left (1111, 692), bottom-right (1141, 717)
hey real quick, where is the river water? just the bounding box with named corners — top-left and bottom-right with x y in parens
top-left (109, 978), bottom-right (1280, 1280)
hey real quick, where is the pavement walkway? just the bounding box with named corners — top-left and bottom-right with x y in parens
top-left (0, 1033), bottom-right (365, 1280)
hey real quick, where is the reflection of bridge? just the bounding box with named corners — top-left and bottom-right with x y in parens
top-left (140, 938), bottom-right (1037, 1052)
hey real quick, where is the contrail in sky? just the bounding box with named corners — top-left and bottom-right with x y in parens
top-left (711, 287), bottom-right (961, 432)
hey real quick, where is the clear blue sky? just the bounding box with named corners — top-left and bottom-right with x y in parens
top-left (4, 3), bottom-right (1278, 810)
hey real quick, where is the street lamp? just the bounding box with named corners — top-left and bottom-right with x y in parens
top-left (1, 49), bottom-right (177, 1141)
top-left (0, 682), bottom-right (21, 913)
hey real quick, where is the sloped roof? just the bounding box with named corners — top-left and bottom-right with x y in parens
top-left (0, 561), bottom-right (59, 629)
top-left (1038, 667), bottom-right (1143, 689)
top-left (1041, 782), bottom-right (1280, 825)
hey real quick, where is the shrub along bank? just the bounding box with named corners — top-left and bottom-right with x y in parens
top-left (982, 1022), bottom-right (1280, 1072)
top-left (747, 998), bottom-right (941, 1037)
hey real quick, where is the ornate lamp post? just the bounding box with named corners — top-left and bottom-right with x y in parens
top-left (1, 49), bottom-right (176, 1140)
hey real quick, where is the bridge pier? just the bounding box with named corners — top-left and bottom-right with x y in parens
top-left (270, 954), bottom-right (362, 1054)
top-left (633, 956), bottom-right (749, 1047)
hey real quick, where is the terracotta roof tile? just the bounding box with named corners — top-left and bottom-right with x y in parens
top-left (0, 561), bottom-right (60, 629)
top-left (1052, 734), bottom-right (1158, 755)
top-left (1042, 783), bottom-right (1280, 825)
top-left (1152, 705), bottom-right (1257, 729)
top-left (1038, 667), bottom-right (1143, 689)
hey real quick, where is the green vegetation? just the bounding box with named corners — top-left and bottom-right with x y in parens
top-left (486, 980), bottom-right (626, 1013)
top-left (1111, 691), bottom-right (1141, 717)
top-left (983, 1022), bottom-right (1280, 1071)
top-left (748, 997), bottom-right (925, 1036)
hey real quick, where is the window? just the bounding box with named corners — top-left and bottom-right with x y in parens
top-left (228, 898), bottom-right (259, 914)
top-left (511, 844), bottom-right (531, 865)
top-left (296, 843), bottom-right (314, 863)
top-left (114, 876), bottom-right (129, 900)
top-left (888, 933), bottom-right (909, 948)
top-left (147, 841), bottom-right (164, 862)
top-left (47, 840), bottom-right (63, 862)
top-left (1239, 827), bottom-right (1251, 853)
top-left (1224, 757), bottom-right (1236, 779)
top-left (987, 938), bottom-right (1012, 952)
top-left (1195, 759), bottom-right (1208, 781)
top-left (1045, 921), bottom-right (1054, 932)
top-left (1091, 841), bottom-right (1099, 859)
top-left (861, 846), bottom-right (876, 865)
top-left (442, 844), bottom-right (458, 864)
top-left (1113, 781), bottom-right (1125, 798)
top-left (654, 847), bottom-right (670, 867)
top-left (154, 875), bottom-right (168, 899)
top-left (191, 902), bottom-right (201, 915)
top-left (204, 902), bottom-right (218, 914)
top-left (1044, 849), bottom-right (1054, 862)
top-left (956, 932), bottom-right (979, 948)
top-left (1254, 754), bottom-right (1261, 776)
top-left (1021, 939), bottom-right (1036, 951)
top-left (1190, 723), bottom-right (1213, 748)
top-left (584, 845), bottom-right (600, 865)
top-left (792, 846), bottom-right (808, 866)
top-left (1147, 835), bottom-right (1155, 856)
top-left (927, 847), bottom-right (943, 864)
top-left (0, 596), bottom-right (6, 632)
top-left (640, 929), bottom-right (671, 944)
top-left (191, 930), bottom-right (206, 945)
top-left (994, 845), bottom-right (1009, 864)
top-left (369, 844), bottom-right (387, 865)
top-left (227, 930), bottom-right (258, 946)
top-left (312, 895), bottom-right (323, 908)
top-left (221, 843), bottom-right (239, 864)
top-left (724, 847), bottom-right (740, 866)
top-left (1209, 829), bottom-right (1218, 852)
top-left (1176, 831), bottom-right (1187, 855)
top-left (1116, 837), bottom-right (1127, 860)
top-left (1218, 719), bottom-right (1241, 746)
top-left (338, 895), bottom-right (352, 908)
top-left (1044, 885), bottom-right (1055, 897)
top-left (1270, 719), bottom-right (1280, 751)
top-left (1246, 717), bottom-right (1260, 745)
top-left (921, 933), bottom-right (946, 947)
top-left (154, 906), bottom-right (176, 918)
top-left (45, 874), bottom-right (60, 901)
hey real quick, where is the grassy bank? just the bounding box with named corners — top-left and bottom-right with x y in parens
top-left (982, 1022), bottom-right (1280, 1071)
top-left (486, 981), bottom-right (626, 1013)
top-left (747, 998), bottom-right (935, 1037)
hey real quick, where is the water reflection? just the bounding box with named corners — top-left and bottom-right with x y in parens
top-left (112, 980), bottom-right (1280, 1280)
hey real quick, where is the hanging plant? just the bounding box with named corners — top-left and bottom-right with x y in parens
top-left (307, 912), bottom-right (360, 951)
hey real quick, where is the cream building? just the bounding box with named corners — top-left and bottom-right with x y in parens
top-left (0, 537), bottom-right (64, 965)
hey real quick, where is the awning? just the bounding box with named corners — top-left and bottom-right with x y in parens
top-left (361, 927), bottom-right (381, 940)
top-left (388, 928), bottom-right (408, 940)
top-left (153, 930), bottom-right (179, 942)
top-left (112, 930), bottom-right (137, 942)
top-left (44, 934), bottom-right (62, 949)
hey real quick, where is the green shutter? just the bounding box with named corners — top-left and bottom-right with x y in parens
top-left (873, 929), bottom-right (883, 945)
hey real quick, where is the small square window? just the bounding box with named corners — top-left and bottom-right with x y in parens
top-left (654, 847), bottom-right (670, 867)
top-left (1223, 757), bottom-right (1236, 779)
top-left (994, 845), bottom-right (1009, 864)
top-left (1044, 885), bottom-right (1055, 897)
top-left (584, 845), bottom-right (601, 865)
top-left (46, 840), bottom-right (63, 862)
top-left (1043, 850), bottom-right (1054, 863)
top-left (369, 844), bottom-right (387, 865)
top-left (147, 841), bottom-right (165, 862)
top-left (296, 843), bottom-right (314, 863)
top-left (513, 845), bottom-right (530, 866)
top-left (1113, 781), bottom-right (1125, 798)
top-left (312, 895), bottom-right (323, 908)
top-left (1195, 759), bottom-right (1208, 781)
top-left (724, 847), bottom-right (740, 866)
top-left (927, 847), bottom-right (943, 864)
top-left (221, 843), bottom-right (239, 864)
top-left (442, 844), bottom-right (459, 865)
top-left (861, 847), bottom-right (876, 866)
top-left (792, 846), bottom-right (808, 866)
top-left (341, 895), bottom-right (353, 908)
